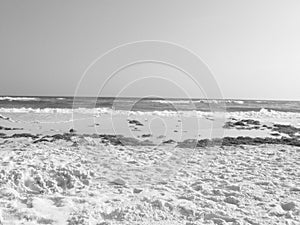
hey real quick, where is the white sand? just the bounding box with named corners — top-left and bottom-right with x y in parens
top-left (0, 136), bottom-right (299, 225)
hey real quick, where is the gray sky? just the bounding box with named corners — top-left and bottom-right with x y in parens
top-left (1, 0), bottom-right (300, 100)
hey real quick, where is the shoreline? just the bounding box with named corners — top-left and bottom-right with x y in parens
top-left (1, 131), bottom-right (300, 147)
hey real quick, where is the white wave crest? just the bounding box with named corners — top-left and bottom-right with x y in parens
top-left (229, 108), bottom-right (300, 120)
top-left (0, 107), bottom-right (299, 120)
top-left (0, 107), bottom-right (215, 118)
top-left (233, 100), bottom-right (244, 104)
top-left (0, 97), bottom-right (39, 101)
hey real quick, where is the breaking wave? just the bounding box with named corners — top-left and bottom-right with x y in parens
top-left (0, 107), bottom-right (299, 120)
top-left (0, 97), bottom-right (39, 101)
top-left (229, 108), bottom-right (300, 120)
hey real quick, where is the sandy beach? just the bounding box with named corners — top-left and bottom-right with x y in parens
top-left (2, 0), bottom-right (300, 224)
top-left (0, 110), bottom-right (300, 225)
top-left (0, 136), bottom-right (299, 224)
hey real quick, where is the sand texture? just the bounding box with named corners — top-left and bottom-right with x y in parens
top-left (0, 136), bottom-right (299, 225)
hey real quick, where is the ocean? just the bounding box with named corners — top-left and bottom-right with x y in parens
top-left (1, 96), bottom-right (300, 113)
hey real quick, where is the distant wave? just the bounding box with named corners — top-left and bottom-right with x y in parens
top-left (151, 100), bottom-right (192, 104)
top-left (151, 99), bottom-right (244, 105)
top-left (231, 100), bottom-right (244, 104)
top-left (0, 97), bottom-right (39, 101)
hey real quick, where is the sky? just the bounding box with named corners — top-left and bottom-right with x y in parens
top-left (0, 0), bottom-right (300, 100)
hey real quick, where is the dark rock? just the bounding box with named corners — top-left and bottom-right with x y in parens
top-left (162, 139), bottom-right (176, 144)
top-left (2, 132), bottom-right (155, 146)
top-left (234, 121), bottom-right (246, 126)
top-left (99, 134), bottom-right (154, 146)
top-left (128, 119), bottom-right (144, 126)
top-left (223, 119), bottom-right (261, 130)
top-left (8, 133), bottom-right (39, 139)
top-left (195, 136), bottom-right (300, 147)
top-left (133, 188), bottom-right (143, 194)
top-left (0, 126), bottom-right (23, 131)
top-left (141, 134), bottom-right (152, 138)
top-left (241, 119), bottom-right (260, 125)
top-left (197, 139), bottom-right (211, 147)
top-left (69, 128), bottom-right (76, 133)
top-left (33, 133), bottom-right (76, 143)
top-left (272, 124), bottom-right (300, 137)
top-left (99, 134), bottom-right (124, 146)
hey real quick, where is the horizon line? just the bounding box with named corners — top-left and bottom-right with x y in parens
top-left (0, 94), bottom-right (299, 102)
